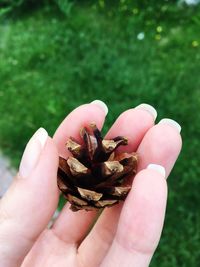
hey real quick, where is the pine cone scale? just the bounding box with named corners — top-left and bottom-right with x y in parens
top-left (77, 187), bottom-right (103, 201)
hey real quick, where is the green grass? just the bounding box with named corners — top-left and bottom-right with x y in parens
top-left (1, 1), bottom-right (200, 266)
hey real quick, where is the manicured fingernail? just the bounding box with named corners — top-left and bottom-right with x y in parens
top-left (91, 100), bottom-right (108, 116)
top-left (19, 128), bottom-right (48, 178)
top-left (159, 118), bottom-right (181, 133)
top-left (147, 164), bottom-right (166, 178)
top-left (135, 103), bottom-right (157, 120)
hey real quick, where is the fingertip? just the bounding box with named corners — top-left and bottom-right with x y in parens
top-left (135, 103), bottom-right (157, 121)
top-left (137, 122), bottom-right (182, 177)
top-left (147, 164), bottom-right (166, 178)
top-left (90, 100), bottom-right (108, 116)
top-left (106, 108), bottom-right (155, 153)
top-left (159, 118), bottom-right (181, 133)
top-left (155, 122), bottom-right (182, 148)
top-left (129, 168), bottom-right (168, 202)
top-left (53, 103), bottom-right (106, 157)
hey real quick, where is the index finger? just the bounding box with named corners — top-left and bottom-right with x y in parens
top-left (52, 101), bottom-right (107, 244)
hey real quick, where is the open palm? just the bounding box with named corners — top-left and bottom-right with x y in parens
top-left (0, 102), bottom-right (182, 267)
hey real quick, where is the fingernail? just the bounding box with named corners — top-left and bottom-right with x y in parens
top-left (91, 100), bottom-right (108, 116)
top-left (159, 118), bottom-right (181, 133)
top-left (147, 164), bottom-right (166, 178)
top-left (19, 128), bottom-right (48, 178)
top-left (135, 103), bottom-right (157, 120)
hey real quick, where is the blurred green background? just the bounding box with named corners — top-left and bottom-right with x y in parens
top-left (0, 0), bottom-right (200, 266)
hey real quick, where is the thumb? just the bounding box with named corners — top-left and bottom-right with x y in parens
top-left (0, 128), bottom-right (59, 267)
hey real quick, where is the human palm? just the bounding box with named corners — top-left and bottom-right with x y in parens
top-left (0, 102), bottom-right (182, 267)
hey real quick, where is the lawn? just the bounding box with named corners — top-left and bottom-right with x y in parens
top-left (0, 1), bottom-right (200, 266)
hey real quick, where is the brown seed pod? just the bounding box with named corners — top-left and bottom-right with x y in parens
top-left (57, 123), bottom-right (138, 211)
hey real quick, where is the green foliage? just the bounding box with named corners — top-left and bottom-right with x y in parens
top-left (0, 0), bottom-right (24, 6)
top-left (0, 0), bottom-right (24, 15)
top-left (0, 0), bottom-right (45, 6)
top-left (0, 0), bottom-right (46, 16)
top-left (54, 0), bottom-right (73, 16)
top-left (1, 2), bottom-right (200, 266)
top-left (0, 0), bottom-right (73, 16)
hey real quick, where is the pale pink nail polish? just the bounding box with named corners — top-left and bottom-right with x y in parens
top-left (135, 103), bottom-right (157, 120)
top-left (147, 164), bottom-right (166, 178)
top-left (91, 100), bottom-right (108, 116)
top-left (159, 118), bottom-right (181, 133)
top-left (19, 128), bottom-right (48, 178)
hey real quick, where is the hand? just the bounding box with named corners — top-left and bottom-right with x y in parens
top-left (0, 102), bottom-right (182, 267)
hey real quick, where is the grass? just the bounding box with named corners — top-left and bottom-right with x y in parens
top-left (1, 1), bottom-right (200, 266)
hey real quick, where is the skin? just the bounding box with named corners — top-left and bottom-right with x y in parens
top-left (0, 103), bottom-right (182, 267)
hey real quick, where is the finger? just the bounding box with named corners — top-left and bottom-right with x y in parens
top-left (137, 119), bottom-right (182, 175)
top-left (78, 105), bottom-right (156, 266)
top-left (101, 167), bottom-right (167, 267)
top-left (52, 101), bottom-right (107, 244)
top-left (106, 104), bottom-right (157, 152)
top-left (101, 120), bottom-right (182, 267)
top-left (78, 117), bottom-right (182, 267)
top-left (0, 128), bottom-right (59, 267)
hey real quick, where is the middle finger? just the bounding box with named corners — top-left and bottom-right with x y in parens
top-left (78, 104), bottom-right (156, 267)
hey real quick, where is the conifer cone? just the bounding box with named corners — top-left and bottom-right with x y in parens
top-left (57, 123), bottom-right (138, 212)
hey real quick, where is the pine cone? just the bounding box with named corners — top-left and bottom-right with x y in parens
top-left (57, 123), bottom-right (138, 212)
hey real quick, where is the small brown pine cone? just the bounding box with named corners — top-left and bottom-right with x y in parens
top-left (57, 123), bottom-right (138, 212)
